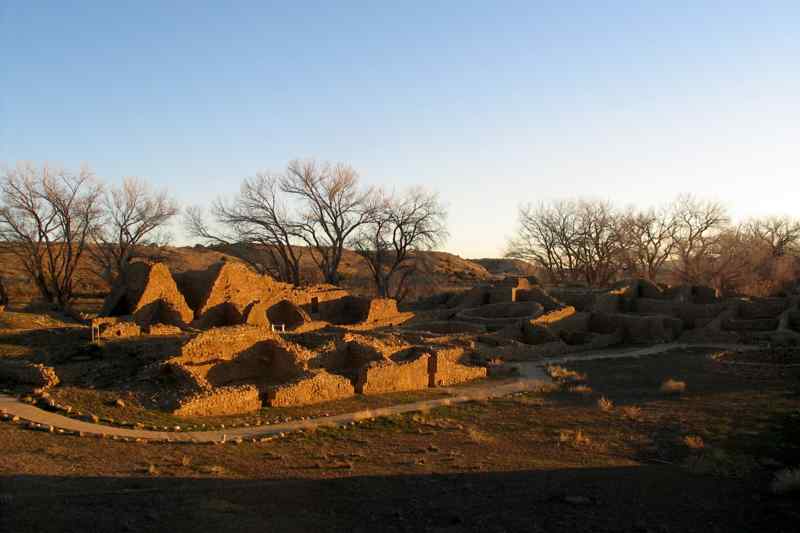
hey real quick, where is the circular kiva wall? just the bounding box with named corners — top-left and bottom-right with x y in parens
top-left (402, 321), bottom-right (487, 335)
top-left (455, 301), bottom-right (544, 329)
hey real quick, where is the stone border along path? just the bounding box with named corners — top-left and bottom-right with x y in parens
top-left (0, 342), bottom-right (760, 444)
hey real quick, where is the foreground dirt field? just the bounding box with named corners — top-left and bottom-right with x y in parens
top-left (2, 348), bottom-right (798, 532)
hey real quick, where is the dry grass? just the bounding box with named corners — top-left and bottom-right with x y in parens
top-left (466, 426), bottom-right (495, 446)
top-left (683, 435), bottom-right (705, 450)
top-left (621, 405), bottom-right (642, 421)
top-left (771, 468), bottom-right (800, 495)
top-left (558, 429), bottom-right (591, 448)
top-left (660, 378), bottom-right (687, 394)
top-left (568, 384), bottom-right (593, 395)
top-left (597, 396), bottom-right (614, 412)
top-left (198, 465), bottom-right (227, 475)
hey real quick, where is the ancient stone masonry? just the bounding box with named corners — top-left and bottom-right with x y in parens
top-left (427, 347), bottom-right (487, 387)
top-left (182, 262), bottom-right (289, 329)
top-left (456, 301), bottom-right (545, 330)
top-left (172, 385), bottom-right (262, 417)
top-left (355, 354), bottom-right (431, 395)
top-left (318, 296), bottom-right (400, 325)
top-left (0, 359), bottom-right (60, 390)
top-left (266, 370), bottom-right (355, 407)
top-left (101, 259), bottom-right (403, 334)
top-left (146, 323), bottom-right (183, 336)
top-left (91, 316), bottom-right (141, 340)
top-left (92, 260), bottom-right (495, 415)
top-left (99, 262), bottom-right (194, 328)
top-left (167, 325), bottom-right (313, 390)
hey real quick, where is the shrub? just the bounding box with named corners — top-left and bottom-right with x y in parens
top-left (621, 405), bottom-right (642, 420)
top-left (683, 435), bottom-right (705, 450)
top-left (597, 396), bottom-right (614, 412)
top-left (559, 429), bottom-right (591, 447)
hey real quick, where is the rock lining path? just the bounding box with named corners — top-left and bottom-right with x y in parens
top-left (0, 342), bottom-right (753, 443)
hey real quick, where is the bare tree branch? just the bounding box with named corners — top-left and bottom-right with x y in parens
top-left (0, 162), bottom-right (103, 308)
top-left (90, 177), bottom-right (178, 283)
top-left (352, 187), bottom-right (447, 300)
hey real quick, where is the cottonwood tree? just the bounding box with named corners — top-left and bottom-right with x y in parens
top-left (573, 200), bottom-right (625, 286)
top-left (619, 206), bottom-right (678, 281)
top-left (746, 216), bottom-right (800, 257)
top-left (506, 199), bottom-right (623, 285)
top-left (0, 163), bottom-right (103, 308)
top-left (185, 173), bottom-right (305, 284)
top-left (670, 194), bottom-right (729, 285)
top-left (91, 177), bottom-right (178, 284)
top-left (281, 160), bottom-right (374, 285)
top-left (505, 200), bottom-right (580, 283)
top-left (352, 187), bottom-right (447, 301)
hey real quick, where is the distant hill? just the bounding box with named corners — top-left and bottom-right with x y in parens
top-left (470, 258), bottom-right (539, 278)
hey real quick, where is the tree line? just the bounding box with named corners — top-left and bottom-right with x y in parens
top-left (0, 161), bottom-right (447, 309)
top-left (505, 195), bottom-right (800, 296)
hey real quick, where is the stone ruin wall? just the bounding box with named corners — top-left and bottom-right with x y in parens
top-left (0, 359), bottom-right (60, 390)
top-left (266, 370), bottom-right (355, 407)
top-left (172, 385), bottom-right (262, 417)
top-left (101, 260), bottom-right (398, 333)
top-left (355, 355), bottom-right (431, 395)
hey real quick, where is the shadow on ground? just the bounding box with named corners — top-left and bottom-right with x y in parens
top-left (2, 465), bottom-right (797, 533)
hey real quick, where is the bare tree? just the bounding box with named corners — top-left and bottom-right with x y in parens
top-left (619, 205), bottom-right (677, 281)
top-left (670, 194), bottom-right (729, 285)
top-left (505, 200), bottom-right (580, 283)
top-left (572, 200), bottom-right (625, 286)
top-left (745, 216), bottom-right (800, 257)
top-left (352, 187), bottom-right (447, 301)
top-left (91, 177), bottom-right (178, 284)
top-left (281, 160), bottom-right (374, 285)
top-left (0, 163), bottom-right (103, 308)
top-left (506, 199), bottom-right (623, 286)
top-left (185, 173), bottom-right (305, 284)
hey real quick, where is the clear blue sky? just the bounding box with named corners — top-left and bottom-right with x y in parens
top-left (2, 1), bottom-right (799, 257)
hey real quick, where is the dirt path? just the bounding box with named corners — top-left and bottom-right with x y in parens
top-left (0, 342), bottom-right (751, 443)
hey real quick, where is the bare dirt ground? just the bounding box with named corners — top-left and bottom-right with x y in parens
top-left (2, 347), bottom-right (798, 532)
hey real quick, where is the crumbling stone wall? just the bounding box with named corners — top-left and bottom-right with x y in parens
top-left (738, 298), bottom-right (789, 319)
top-left (403, 321), bottom-right (487, 335)
top-left (355, 354), bottom-right (431, 394)
top-left (515, 286), bottom-right (564, 311)
top-left (189, 262), bottom-right (291, 328)
top-left (100, 262), bottom-right (193, 327)
top-left (92, 316), bottom-right (142, 339)
top-left (547, 288), bottom-right (598, 312)
top-left (172, 385), bottom-right (262, 417)
top-left (456, 301), bottom-right (544, 329)
top-left (266, 370), bottom-right (355, 406)
top-left (168, 325), bottom-right (312, 389)
top-left (318, 296), bottom-right (400, 325)
top-left (590, 313), bottom-right (681, 343)
top-left (427, 347), bottom-right (487, 387)
top-left (266, 299), bottom-right (311, 330)
top-left (146, 323), bottom-right (183, 336)
top-left (0, 359), bottom-right (59, 389)
top-left (532, 306), bottom-right (576, 326)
